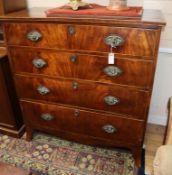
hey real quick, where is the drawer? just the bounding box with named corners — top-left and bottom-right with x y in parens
top-left (15, 75), bottom-right (150, 119)
top-left (21, 100), bottom-right (144, 145)
top-left (9, 47), bottom-right (154, 89)
top-left (5, 23), bottom-right (69, 49)
top-left (5, 23), bottom-right (159, 57)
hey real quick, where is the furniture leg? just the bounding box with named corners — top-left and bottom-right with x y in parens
top-left (26, 127), bottom-right (33, 141)
top-left (131, 146), bottom-right (142, 168)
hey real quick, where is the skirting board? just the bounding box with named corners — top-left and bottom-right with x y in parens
top-left (148, 114), bottom-right (168, 126)
top-left (159, 48), bottom-right (172, 54)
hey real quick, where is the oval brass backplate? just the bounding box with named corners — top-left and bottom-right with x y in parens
top-left (41, 113), bottom-right (54, 121)
top-left (37, 86), bottom-right (50, 95)
top-left (104, 65), bottom-right (122, 77)
top-left (104, 35), bottom-right (124, 48)
top-left (32, 58), bottom-right (47, 69)
top-left (104, 96), bottom-right (120, 106)
top-left (27, 30), bottom-right (42, 42)
top-left (102, 125), bottom-right (117, 134)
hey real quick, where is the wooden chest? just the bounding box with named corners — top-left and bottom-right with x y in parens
top-left (0, 49), bottom-right (24, 137)
top-left (0, 7), bottom-right (165, 166)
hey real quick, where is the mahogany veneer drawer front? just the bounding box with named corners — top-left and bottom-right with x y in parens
top-left (5, 23), bottom-right (159, 57)
top-left (21, 100), bottom-right (144, 146)
top-left (9, 47), bottom-right (154, 88)
top-left (15, 75), bottom-right (149, 119)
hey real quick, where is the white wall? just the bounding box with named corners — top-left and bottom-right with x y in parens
top-left (27, 0), bottom-right (108, 8)
top-left (27, 0), bottom-right (143, 8)
top-left (26, 0), bottom-right (172, 126)
top-left (148, 53), bottom-right (172, 125)
top-left (143, 0), bottom-right (172, 125)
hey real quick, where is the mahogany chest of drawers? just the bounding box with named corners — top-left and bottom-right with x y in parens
top-left (0, 7), bottom-right (165, 166)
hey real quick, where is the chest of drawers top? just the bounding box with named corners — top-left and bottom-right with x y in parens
top-left (0, 7), bottom-right (165, 26)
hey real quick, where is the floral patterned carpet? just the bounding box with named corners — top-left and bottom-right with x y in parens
top-left (0, 132), bottom-right (135, 175)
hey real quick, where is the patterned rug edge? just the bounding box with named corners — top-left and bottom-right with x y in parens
top-left (0, 132), bottom-right (136, 175)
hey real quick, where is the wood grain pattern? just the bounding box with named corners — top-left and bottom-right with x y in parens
top-left (15, 74), bottom-right (150, 119)
top-left (21, 100), bottom-right (144, 146)
top-left (9, 47), bottom-right (154, 89)
top-left (5, 23), bottom-right (159, 57)
top-left (0, 8), bottom-right (166, 168)
top-left (0, 0), bottom-right (27, 47)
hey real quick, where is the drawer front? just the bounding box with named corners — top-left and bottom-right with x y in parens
top-left (5, 23), bottom-right (69, 49)
top-left (15, 75), bottom-right (150, 119)
top-left (10, 47), bottom-right (154, 89)
top-left (70, 25), bottom-right (158, 57)
top-left (21, 100), bottom-right (144, 145)
top-left (5, 23), bottom-right (158, 57)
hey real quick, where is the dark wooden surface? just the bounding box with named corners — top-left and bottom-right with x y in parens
top-left (22, 100), bottom-right (144, 146)
top-left (0, 0), bottom-right (27, 136)
top-left (9, 47), bottom-right (154, 89)
top-left (15, 74), bottom-right (150, 119)
top-left (0, 47), bottom-right (6, 56)
top-left (0, 0), bottom-right (27, 47)
top-left (0, 24), bottom-right (5, 46)
top-left (0, 0), bottom-right (27, 15)
top-left (0, 48), bottom-right (24, 137)
top-left (0, 7), bottom-right (166, 27)
top-left (5, 23), bottom-right (159, 57)
top-left (0, 8), bottom-right (166, 168)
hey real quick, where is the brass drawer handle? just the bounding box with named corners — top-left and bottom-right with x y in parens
top-left (104, 96), bottom-right (120, 106)
top-left (41, 113), bottom-right (54, 121)
top-left (104, 66), bottom-right (122, 77)
top-left (68, 26), bottom-right (75, 35)
top-left (27, 30), bottom-right (42, 42)
top-left (70, 54), bottom-right (77, 63)
top-left (72, 81), bottom-right (79, 90)
top-left (37, 86), bottom-right (50, 95)
top-left (74, 109), bottom-right (80, 117)
top-left (103, 125), bottom-right (117, 134)
top-left (104, 35), bottom-right (124, 48)
top-left (32, 58), bottom-right (47, 69)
